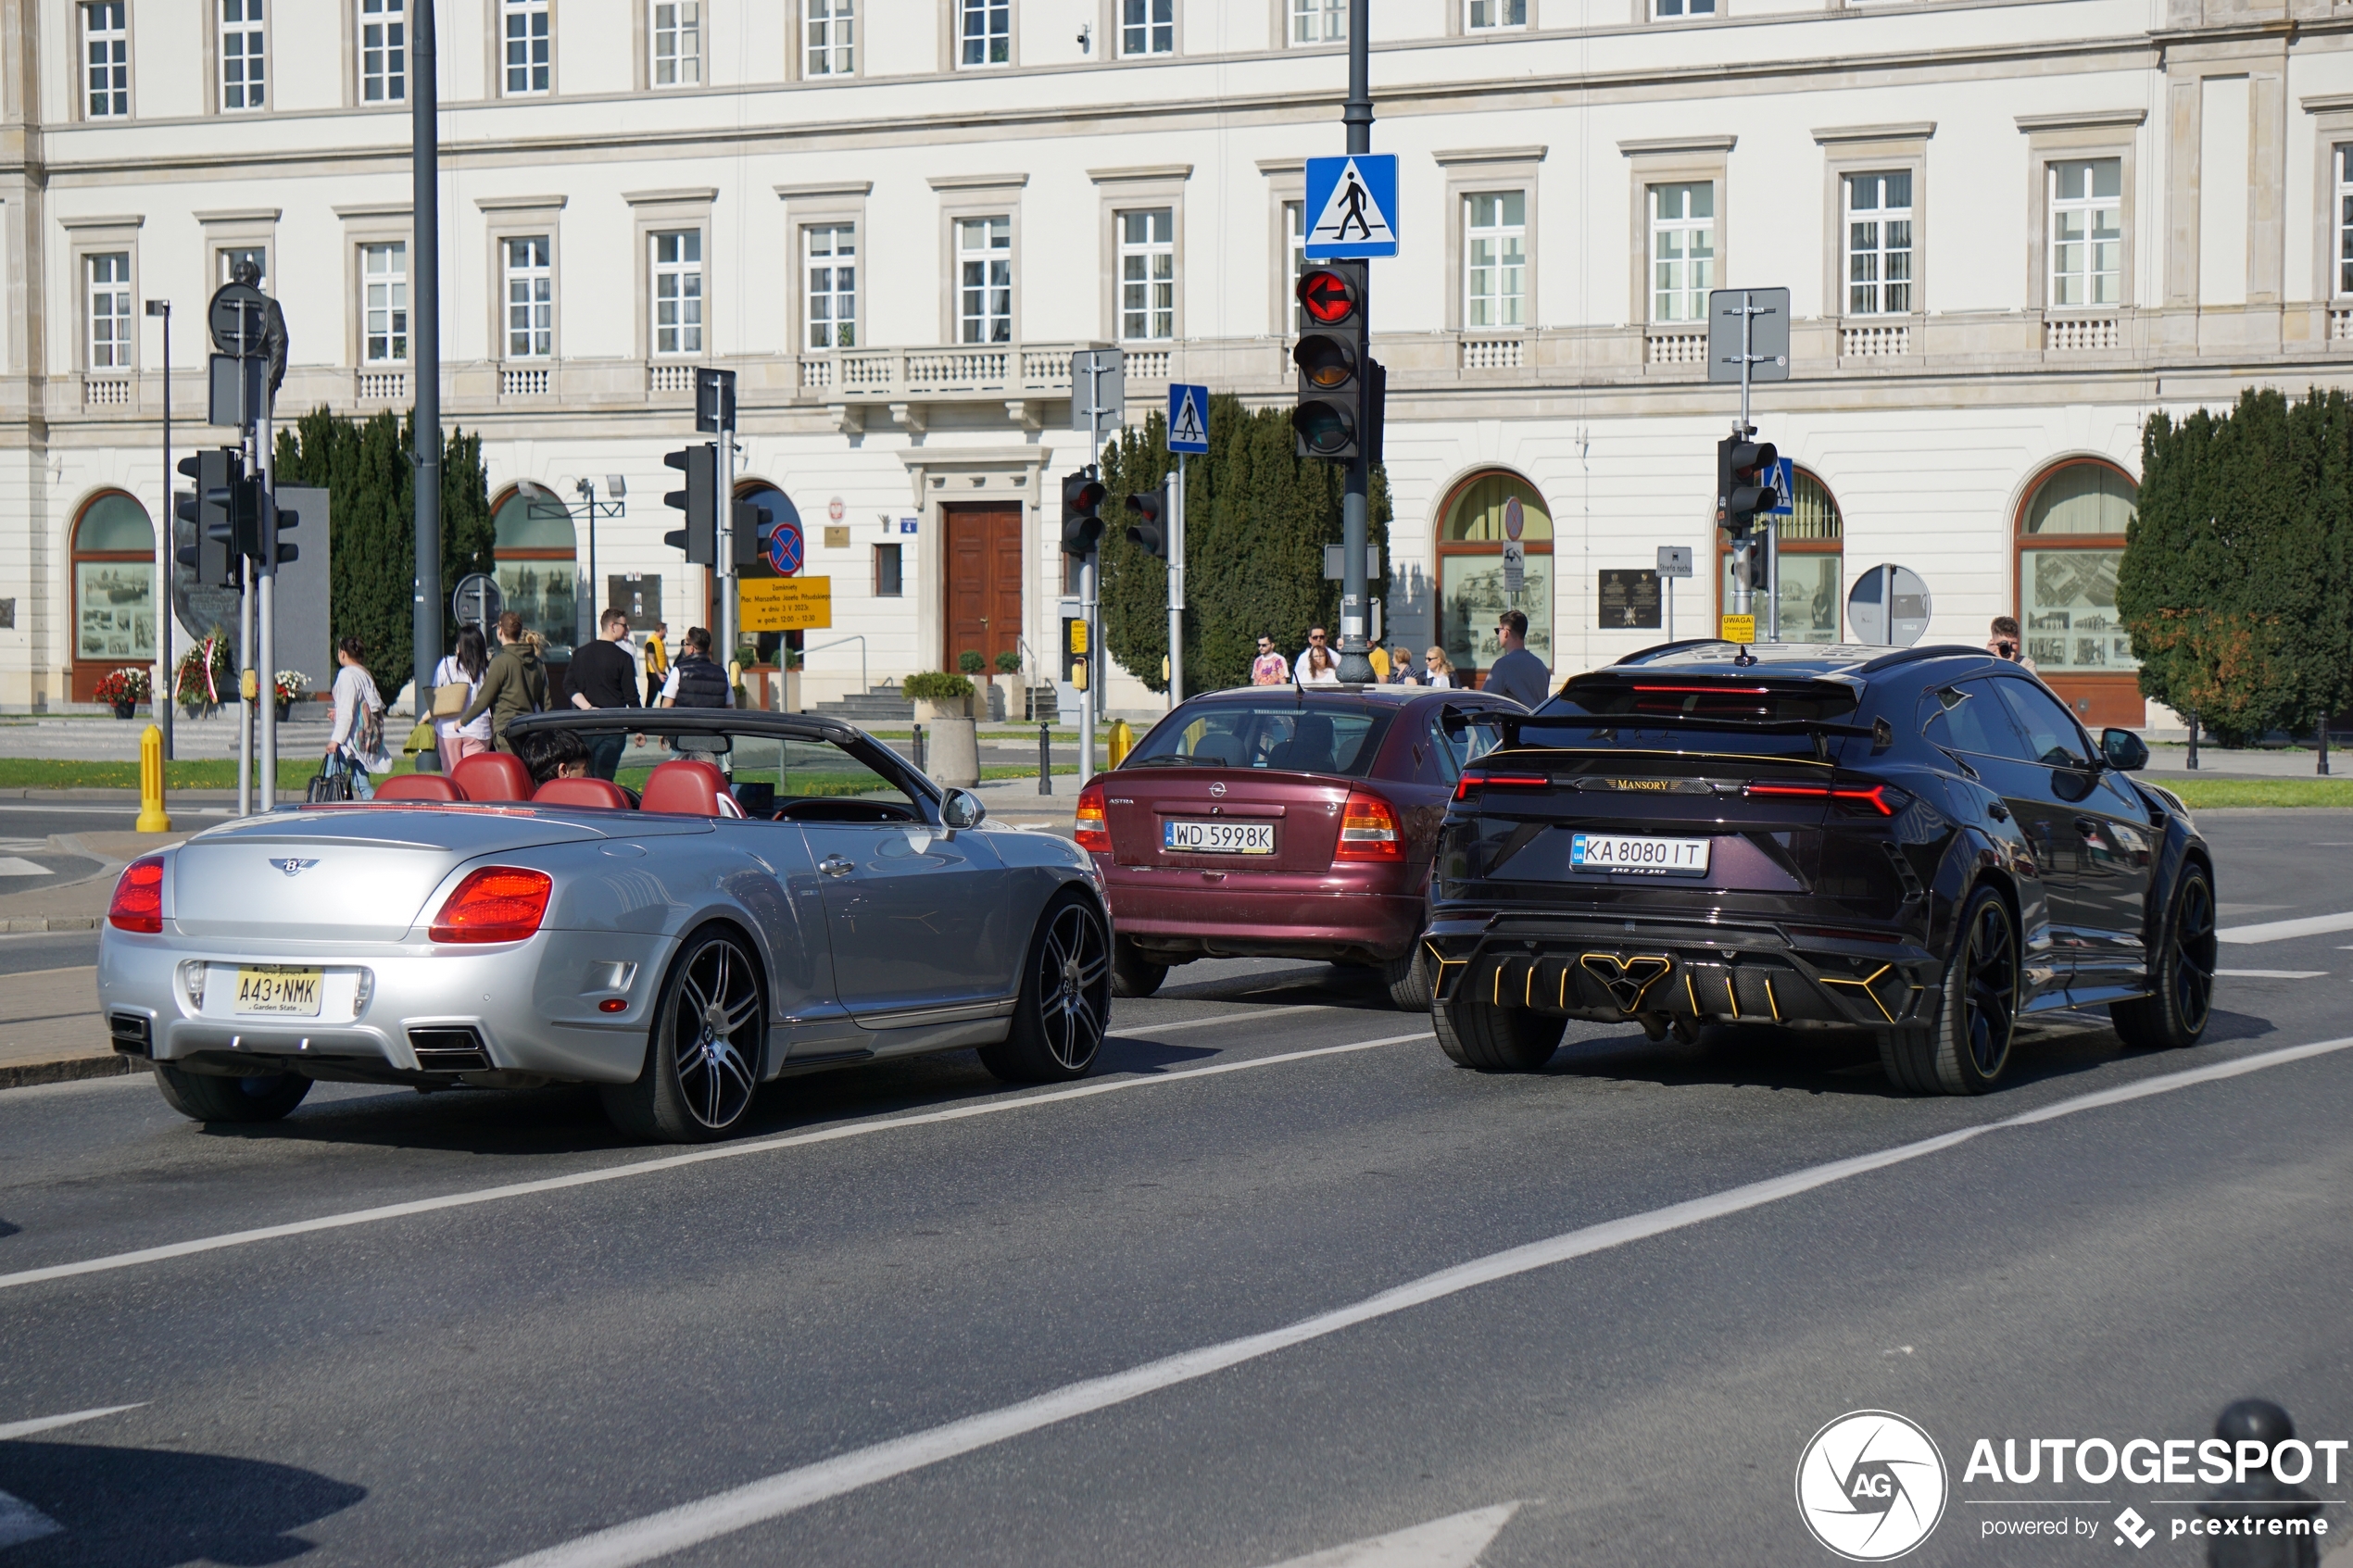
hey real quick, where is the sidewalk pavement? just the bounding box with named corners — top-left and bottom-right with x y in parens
top-left (0, 963), bottom-right (142, 1089)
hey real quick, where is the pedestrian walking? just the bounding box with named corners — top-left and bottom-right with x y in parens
top-left (1986, 615), bottom-right (2038, 672)
top-left (456, 610), bottom-right (551, 752)
top-left (1481, 609), bottom-right (1552, 708)
top-left (1296, 627), bottom-right (1340, 686)
top-left (432, 623), bottom-right (493, 774)
top-left (1422, 646), bottom-right (1457, 689)
top-left (1250, 636), bottom-right (1290, 685)
top-left (567, 606), bottom-right (643, 779)
top-left (324, 636), bottom-right (391, 799)
top-left (642, 621), bottom-right (670, 707)
top-left (659, 626), bottom-right (733, 709)
top-left (1388, 640), bottom-right (1421, 684)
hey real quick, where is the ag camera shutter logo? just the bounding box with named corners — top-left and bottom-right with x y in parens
top-left (1795, 1410), bottom-right (1948, 1561)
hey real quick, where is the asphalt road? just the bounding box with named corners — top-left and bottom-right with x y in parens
top-left (3, 810), bottom-right (2351, 1567)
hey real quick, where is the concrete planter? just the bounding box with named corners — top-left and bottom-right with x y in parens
top-left (912, 693), bottom-right (971, 721)
top-left (926, 716), bottom-right (981, 786)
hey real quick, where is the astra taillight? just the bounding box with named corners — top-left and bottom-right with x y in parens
top-left (1332, 790), bottom-right (1403, 862)
top-left (1452, 771), bottom-right (1550, 803)
top-left (430, 867), bottom-right (553, 943)
top-left (1074, 784), bottom-right (1111, 853)
top-left (1743, 782), bottom-right (1906, 816)
top-left (107, 854), bottom-right (166, 934)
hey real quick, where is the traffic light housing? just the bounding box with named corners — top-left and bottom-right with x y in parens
top-left (1125, 485), bottom-right (1167, 559)
top-left (1716, 433), bottom-right (1780, 540)
top-left (1061, 469), bottom-right (1106, 556)
top-left (267, 492), bottom-right (299, 567)
top-left (1292, 260), bottom-right (1374, 462)
top-left (662, 444), bottom-right (718, 564)
top-left (174, 448), bottom-right (238, 587)
top-left (733, 499), bottom-right (773, 570)
top-left (230, 476), bottom-right (265, 565)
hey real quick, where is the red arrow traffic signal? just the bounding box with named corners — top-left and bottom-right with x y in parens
top-left (1297, 267), bottom-right (1359, 326)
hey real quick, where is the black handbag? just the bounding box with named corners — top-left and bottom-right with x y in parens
top-left (307, 753), bottom-right (355, 804)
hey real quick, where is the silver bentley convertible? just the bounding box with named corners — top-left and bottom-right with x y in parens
top-left (94, 710), bottom-right (1112, 1143)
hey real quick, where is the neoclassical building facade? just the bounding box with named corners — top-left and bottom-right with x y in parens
top-left (4, 0), bottom-right (2347, 724)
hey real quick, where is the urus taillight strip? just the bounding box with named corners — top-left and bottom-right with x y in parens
top-left (1453, 772), bottom-right (1550, 802)
top-left (1743, 782), bottom-right (1901, 816)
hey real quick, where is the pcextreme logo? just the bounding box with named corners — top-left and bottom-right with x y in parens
top-left (1796, 1411), bottom-right (1950, 1562)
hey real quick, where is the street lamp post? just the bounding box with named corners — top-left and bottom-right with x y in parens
top-left (145, 298), bottom-right (172, 760)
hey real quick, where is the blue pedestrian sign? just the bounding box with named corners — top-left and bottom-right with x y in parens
top-left (1302, 155), bottom-right (1400, 259)
top-left (765, 517), bottom-right (804, 576)
top-left (1768, 457), bottom-right (1795, 517)
top-left (1166, 383), bottom-right (1209, 454)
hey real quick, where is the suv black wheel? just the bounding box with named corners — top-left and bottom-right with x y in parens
top-left (154, 1063), bottom-right (312, 1123)
top-left (1381, 946), bottom-right (1433, 1012)
top-left (1879, 884), bottom-right (2019, 1095)
top-left (1433, 980), bottom-right (1567, 1072)
top-left (2110, 861), bottom-right (2216, 1051)
top-left (602, 926), bottom-right (764, 1143)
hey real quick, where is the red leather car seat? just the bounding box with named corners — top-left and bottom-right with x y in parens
top-left (374, 772), bottom-right (462, 802)
top-left (451, 751), bottom-right (535, 802)
top-left (533, 776), bottom-right (632, 810)
top-left (639, 759), bottom-right (731, 815)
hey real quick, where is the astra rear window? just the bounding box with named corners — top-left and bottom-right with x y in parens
top-left (1126, 702), bottom-right (1393, 777)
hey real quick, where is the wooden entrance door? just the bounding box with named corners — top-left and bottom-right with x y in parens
top-left (943, 505), bottom-right (1024, 671)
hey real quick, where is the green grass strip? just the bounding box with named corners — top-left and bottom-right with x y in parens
top-left (2159, 776), bottom-right (2353, 809)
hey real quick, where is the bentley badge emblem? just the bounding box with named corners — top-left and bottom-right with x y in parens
top-left (268, 858), bottom-right (320, 878)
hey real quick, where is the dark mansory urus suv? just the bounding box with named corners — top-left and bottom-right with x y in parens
top-left (1422, 642), bottom-right (2216, 1094)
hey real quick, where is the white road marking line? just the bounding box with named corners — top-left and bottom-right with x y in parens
top-left (2216, 970), bottom-right (2328, 979)
top-left (0, 858), bottom-right (53, 877)
top-left (0, 1491), bottom-right (62, 1550)
top-left (1114, 1004), bottom-right (1328, 1035)
top-left (1253, 1503), bottom-right (1522, 1568)
top-left (0, 1032), bottom-right (1431, 1293)
top-left (493, 1032), bottom-right (2353, 1568)
top-left (2219, 910), bottom-right (2353, 945)
top-left (0, 1404), bottom-right (145, 1441)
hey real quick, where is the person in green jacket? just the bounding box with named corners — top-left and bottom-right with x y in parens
top-left (455, 611), bottom-right (548, 752)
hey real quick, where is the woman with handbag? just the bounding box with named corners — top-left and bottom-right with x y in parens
top-left (455, 611), bottom-right (549, 753)
top-left (323, 637), bottom-right (392, 799)
top-left (433, 624), bottom-right (492, 773)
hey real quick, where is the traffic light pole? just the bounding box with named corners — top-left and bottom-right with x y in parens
top-left (411, 0), bottom-right (443, 731)
top-left (1166, 454), bottom-right (1185, 713)
top-left (152, 301), bottom-right (172, 763)
top-left (1336, 0), bottom-right (1378, 685)
top-left (234, 340), bottom-right (256, 819)
top-left (718, 421), bottom-right (736, 690)
top-left (258, 398), bottom-right (276, 810)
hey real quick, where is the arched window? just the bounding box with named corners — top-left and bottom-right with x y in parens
top-left (70, 491), bottom-right (157, 701)
top-left (1436, 470), bottom-right (1553, 679)
top-left (491, 487), bottom-right (578, 662)
top-left (2016, 458), bottom-right (2140, 726)
top-left (1714, 470), bottom-right (1843, 642)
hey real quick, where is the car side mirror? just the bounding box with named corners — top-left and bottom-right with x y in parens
top-left (941, 789), bottom-right (987, 830)
top-left (2100, 727), bottom-right (2149, 772)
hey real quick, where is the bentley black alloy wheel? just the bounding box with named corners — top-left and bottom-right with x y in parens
top-left (981, 893), bottom-right (1111, 1084)
top-left (604, 925), bottom-right (764, 1143)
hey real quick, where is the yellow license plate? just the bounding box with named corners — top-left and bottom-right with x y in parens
top-left (235, 966), bottom-right (323, 1017)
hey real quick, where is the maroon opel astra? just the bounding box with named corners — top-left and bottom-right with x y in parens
top-left (1075, 685), bottom-right (1528, 1008)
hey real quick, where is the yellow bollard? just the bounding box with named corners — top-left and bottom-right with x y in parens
top-left (135, 723), bottom-right (171, 833)
top-left (1106, 717), bottom-right (1135, 769)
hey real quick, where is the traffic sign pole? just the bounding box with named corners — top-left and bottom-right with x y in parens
top-left (258, 379), bottom-right (276, 809)
top-left (1167, 455), bottom-right (1185, 712)
top-left (1336, 0), bottom-right (1378, 685)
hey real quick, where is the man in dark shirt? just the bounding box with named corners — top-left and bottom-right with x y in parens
top-left (1482, 608), bottom-right (1552, 709)
top-left (567, 607), bottom-right (642, 780)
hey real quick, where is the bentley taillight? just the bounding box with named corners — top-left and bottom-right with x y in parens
top-left (1074, 784), bottom-right (1111, 853)
top-left (1332, 790), bottom-right (1403, 862)
top-left (430, 867), bottom-right (553, 943)
top-left (107, 855), bottom-right (166, 934)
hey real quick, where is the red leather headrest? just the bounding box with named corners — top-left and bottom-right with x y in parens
top-left (533, 775), bottom-right (632, 810)
top-left (374, 772), bottom-right (463, 802)
top-left (452, 751), bottom-right (535, 803)
top-left (640, 759), bottom-right (731, 816)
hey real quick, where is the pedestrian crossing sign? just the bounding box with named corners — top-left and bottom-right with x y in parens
top-left (1166, 383), bottom-right (1210, 453)
top-left (1303, 155), bottom-right (1400, 258)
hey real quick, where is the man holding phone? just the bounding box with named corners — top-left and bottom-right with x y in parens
top-left (1986, 615), bottom-right (2039, 672)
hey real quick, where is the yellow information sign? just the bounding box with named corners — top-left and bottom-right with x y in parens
top-left (1718, 613), bottom-right (1756, 645)
top-left (739, 576), bottom-right (832, 632)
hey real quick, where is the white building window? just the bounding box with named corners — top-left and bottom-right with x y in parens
top-left (2049, 157), bottom-right (2121, 307)
top-left (1465, 191), bottom-right (1526, 329)
top-left (1119, 209), bottom-right (1174, 342)
top-left (652, 231), bottom-right (702, 355)
top-left (805, 0), bottom-right (853, 75)
top-left (651, 2), bottom-right (699, 85)
top-left (1285, 199), bottom-right (1308, 332)
top-left (805, 225), bottom-right (855, 349)
top-left (505, 236), bottom-right (553, 358)
top-left (220, 246), bottom-right (266, 286)
top-left (83, 3), bottom-right (129, 118)
top-left (1649, 181), bottom-right (1715, 323)
top-left (2338, 147), bottom-right (2353, 295)
top-left (1466, 0), bottom-right (1526, 26)
top-left (960, 0), bottom-right (1009, 67)
top-left (1291, 0), bottom-right (1343, 42)
top-left (1121, 0), bottom-right (1172, 55)
top-left (88, 254), bottom-right (132, 370)
top-left (220, 0), bottom-right (265, 110)
top-left (504, 0), bottom-right (550, 94)
top-left (362, 242), bottom-right (409, 363)
top-left (957, 217), bottom-right (1012, 344)
top-left (1653, 0), bottom-right (1716, 17)
top-left (1846, 170), bottom-right (1912, 316)
top-left (359, 0), bottom-right (405, 101)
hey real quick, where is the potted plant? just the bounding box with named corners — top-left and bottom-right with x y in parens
top-left (992, 649), bottom-right (1021, 722)
top-left (176, 630), bottom-right (234, 720)
top-left (273, 668), bottom-right (310, 721)
top-left (94, 666), bottom-right (150, 720)
top-left (903, 670), bottom-right (975, 722)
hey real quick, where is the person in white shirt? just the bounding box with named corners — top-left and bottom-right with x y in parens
top-left (1295, 626), bottom-right (1341, 685)
top-left (432, 624), bottom-right (494, 773)
top-left (324, 637), bottom-right (392, 798)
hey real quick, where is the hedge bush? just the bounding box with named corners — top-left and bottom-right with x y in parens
top-left (903, 671), bottom-right (975, 703)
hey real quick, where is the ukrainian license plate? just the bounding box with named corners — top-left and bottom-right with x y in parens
top-left (1163, 820), bottom-right (1276, 855)
top-left (1569, 833), bottom-right (1710, 877)
top-left (235, 965), bottom-right (323, 1017)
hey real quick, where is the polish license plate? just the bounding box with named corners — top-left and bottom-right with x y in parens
top-left (1163, 820), bottom-right (1276, 855)
top-left (1569, 833), bottom-right (1710, 877)
top-left (235, 965), bottom-right (323, 1017)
